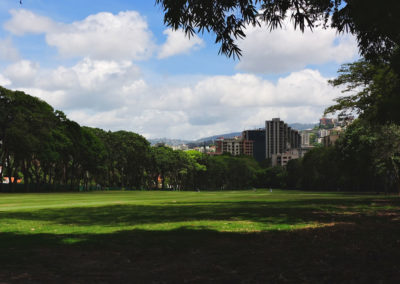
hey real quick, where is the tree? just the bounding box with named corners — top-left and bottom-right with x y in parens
top-left (103, 131), bottom-right (150, 189)
top-left (185, 150), bottom-right (207, 189)
top-left (201, 155), bottom-right (228, 190)
top-left (0, 87), bottom-right (57, 191)
top-left (203, 155), bottom-right (260, 190)
top-left (336, 119), bottom-right (400, 194)
top-left (285, 118), bottom-right (400, 193)
top-left (156, 0), bottom-right (400, 60)
top-left (372, 124), bottom-right (400, 195)
top-left (333, 119), bottom-right (378, 191)
top-left (326, 59), bottom-right (400, 124)
top-left (149, 146), bottom-right (175, 190)
top-left (297, 146), bottom-right (340, 191)
top-left (78, 127), bottom-right (107, 190)
top-left (285, 158), bottom-right (302, 189)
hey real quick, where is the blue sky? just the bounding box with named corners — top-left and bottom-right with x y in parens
top-left (0, 0), bottom-right (359, 139)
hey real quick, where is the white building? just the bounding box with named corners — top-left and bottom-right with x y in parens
top-left (319, 129), bottom-right (330, 138)
top-left (301, 132), bottom-right (310, 146)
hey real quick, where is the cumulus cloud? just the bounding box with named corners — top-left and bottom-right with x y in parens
top-left (4, 57), bottom-right (142, 110)
top-left (0, 38), bottom-right (20, 61)
top-left (1, 9), bottom-right (349, 140)
top-left (4, 9), bottom-right (155, 60)
top-left (4, 9), bottom-right (206, 61)
top-left (237, 20), bottom-right (359, 74)
top-left (154, 70), bottom-right (340, 138)
top-left (4, 9), bottom-right (59, 35)
top-left (4, 60), bottom-right (39, 86)
top-left (46, 11), bottom-right (155, 60)
top-left (0, 74), bottom-right (11, 86)
top-left (158, 29), bottom-right (204, 59)
top-left (143, 70), bottom-right (340, 138)
top-left (1, 58), bottom-right (341, 139)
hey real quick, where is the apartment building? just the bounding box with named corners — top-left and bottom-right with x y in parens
top-left (215, 137), bottom-right (253, 157)
top-left (266, 118), bottom-right (301, 166)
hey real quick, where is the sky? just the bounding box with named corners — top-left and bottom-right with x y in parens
top-left (0, 0), bottom-right (359, 140)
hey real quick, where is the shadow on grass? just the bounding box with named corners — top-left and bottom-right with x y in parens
top-left (1, 197), bottom-right (400, 282)
top-left (1, 197), bottom-right (399, 228)
top-left (1, 221), bottom-right (400, 283)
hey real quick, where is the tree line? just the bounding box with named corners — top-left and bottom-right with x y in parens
top-left (156, 0), bottom-right (400, 194)
top-left (1, 67), bottom-right (400, 193)
top-left (0, 86), bottom-right (285, 192)
top-left (286, 120), bottom-right (400, 193)
top-left (286, 49), bottom-right (400, 194)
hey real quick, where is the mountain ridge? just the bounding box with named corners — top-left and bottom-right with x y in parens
top-left (149, 122), bottom-right (317, 145)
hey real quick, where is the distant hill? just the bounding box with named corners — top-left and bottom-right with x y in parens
top-left (149, 123), bottom-right (318, 146)
top-left (289, 123), bottom-right (317, 131)
top-left (148, 138), bottom-right (191, 146)
top-left (196, 123), bottom-right (317, 142)
top-left (195, 132), bottom-right (242, 143)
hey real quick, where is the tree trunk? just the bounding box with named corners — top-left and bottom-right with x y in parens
top-left (161, 172), bottom-right (165, 190)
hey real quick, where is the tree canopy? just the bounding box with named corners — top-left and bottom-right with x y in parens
top-left (325, 59), bottom-right (400, 123)
top-left (0, 86), bottom-right (278, 192)
top-left (156, 0), bottom-right (400, 60)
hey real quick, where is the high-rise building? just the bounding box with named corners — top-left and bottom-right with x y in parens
top-left (265, 118), bottom-right (301, 166)
top-left (242, 129), bottom-right (266, 162)
top-left (266, 118), bottom-right (285, 158)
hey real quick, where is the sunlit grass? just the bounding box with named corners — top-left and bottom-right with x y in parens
top-left (1, 189), bottom-right (400, 282)
top-left (0, 190), bottom-right (398, 236)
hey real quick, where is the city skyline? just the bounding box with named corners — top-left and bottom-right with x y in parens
top-left (0, 1), bottom-right (359, 140)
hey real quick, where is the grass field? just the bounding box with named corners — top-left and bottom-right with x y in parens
top-left (1, 189), bottom-right (400, 283)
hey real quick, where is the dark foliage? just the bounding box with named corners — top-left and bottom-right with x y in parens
top-left (286, 119), bottom-right (400, 193)
top-left (156, 0), bottom-right (400, 61)
top-left (0, 87), bottom-right (277, 192)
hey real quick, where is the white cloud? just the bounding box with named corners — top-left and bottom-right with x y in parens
top-left (4, 10), bottom-right (205, 61)
top-left (2, 54), bottom-right (342, 139)
top-left (4, 9), bottom-right (59, 35)
top-left (143, 70), bottom-right (339, 138)
top-left (4, 60), bottom-right (39, 86)
top-left (47, 11), bottom-right (155, 60)
top-left (0, 5), bottom-right (360, 142)
top-left (18, 87), bottom-right (67, 108)
top-left (5, 10), bottom-right (155, 61)
top-left (4, 57), bottom-right (142, 110)
top-left (0, 38), bottom-right (20, 61)
top-left (0, 74), bottom-right (11, 86)
top-left (237, 20), bottom-right (359, 74)
top-left (1, 57), bottom-right (342, 139)
top-left (70, 58), bottom-right (139, 91)
top-left (158, 29), bottom-right (204, 59)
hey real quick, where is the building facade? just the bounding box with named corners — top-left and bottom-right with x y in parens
top-left (265, 118), bottom-right (301, 166)
top-left (319, 129), bottom-right (330, 138)
top-left (319, 117), bottom-right (335, 127)
top-left (215, 137), bottom-right (253, 157)
top-left (215, 118), bottom-right (302, 165)
top-left (300, 131), bottom-right (311, 146)
top-left (272, 149), bottom-right (300, 167)
top-left (242, 129), bottom-right (266, 162)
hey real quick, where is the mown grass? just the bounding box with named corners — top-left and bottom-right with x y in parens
top-left (1, 190), bottom-right (400, 283)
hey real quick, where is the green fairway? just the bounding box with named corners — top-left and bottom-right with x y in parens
top-left (1, 190), bottom-right (400, 282)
